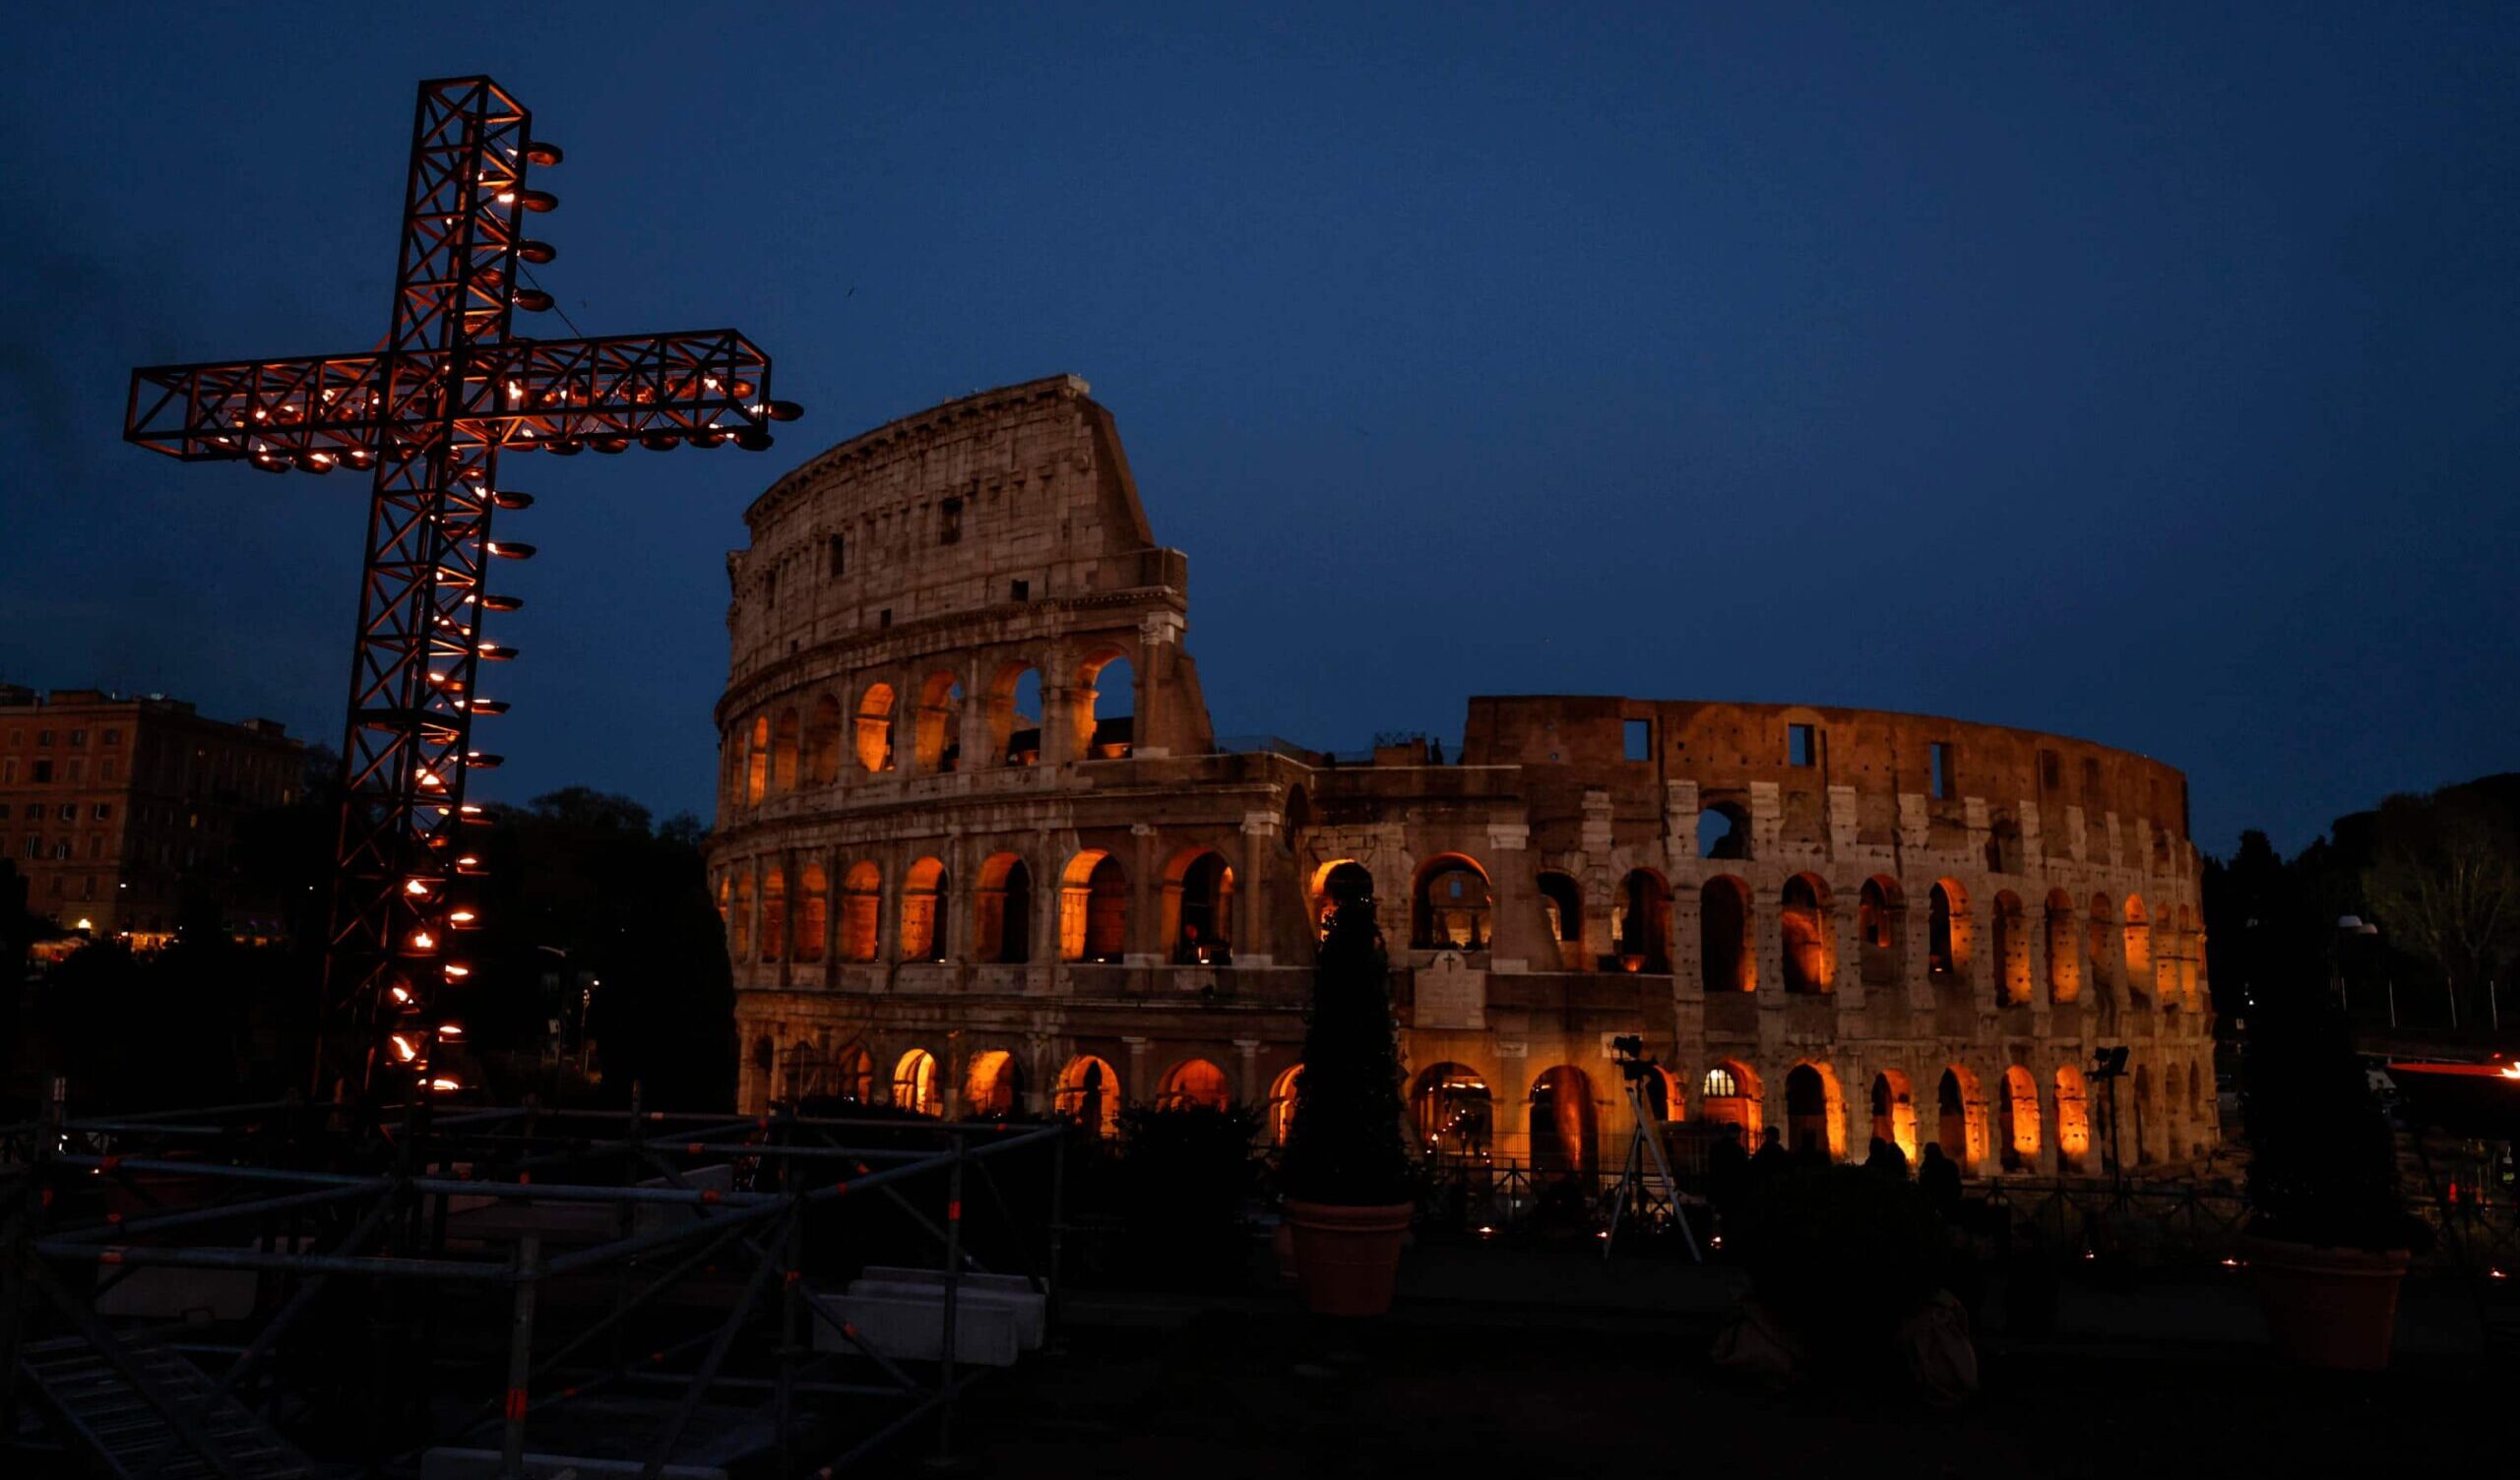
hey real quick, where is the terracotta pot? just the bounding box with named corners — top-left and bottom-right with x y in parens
top-left (1282, 1199), bottom-right (1413, 1317)
top-left (2247, 1236), bottom-right (2410, 1371)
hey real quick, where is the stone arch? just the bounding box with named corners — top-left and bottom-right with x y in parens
top-left (2177, 903), bottom-right (2202, 1008)
top-left (1311, 858), bottom-right (1376, 935)
top-left (2123, 894), bottom-right (2153, 1005)
top-left (988, 660), bottom-right (1042, 768)
top-left (1163, 847), bottom-right (1236, 962)
top-left (913, 671), bottom-right (964, 773)
top-left (1701, 1059), bottom-right (1762, 1143)
top-left (1410, 1063), bottom-right (1493, 1158)
top-left (794, 863), bottom-right (828, 964)
top-left (840, 861), bottom-right (881, 961)
top-left (1612, 868), bottom-right (1671, 972)
top-left (727, 872), bottom-right (753, 960)
top-left (1986, 809), bottom-right (2023, 873)
top-left (1696, 801), bottom-right (1750, 861)
top-left (2086, 893), bottom-right (2118, 1001)
top-left (1935, 1066), bottom-right (1988, 1171)
top-left (745, 714), bottom-right (770, 805)
top-left (1268, 1064), bottom-right (1303, 1145)
top-left (892, 1048), bottom-right (940, 1116)
top-left (759, 866), bottom-right (787, 962)
top-left (1785, 1062), bottom-right (1846, 1158)
top-left (1869, 1069), bottom-right (1919, 1163)
top-left (853, 682), bottom-right (897, 773)
top-left (1053, 1055), bottom-right (1120, 1137)
top-left (1927, 877), bottom-right (1972, 982)
top-left (900, 856), bottom-right (948, 961)
top-left (1527, 1066), bottom-right (1599, 1180)
top-left (1858, 876), bottom-right (1906, 985)
top-left (1780, 873), bottom-right (1833, 993)
top-left (1700, 875), bottom-right (1754, 993)
top-left (975, 852), bottom-right (1034, 963)
top-left (770, 707), bottom-right (800, 793)
top-left (2054, 1064), bottom-right (2093, 1172)
top-left (804, 692), bottom-right (844, 786)
top-left (1076, 647), bottom-right (1136, 760)
top-left (1536, 870), bottom-right (1584, 966)
top-left (1059, 850), bottom-right (1130, 962)
top-left (964, 1049), bottom-right (1023, 1118)
top-left (2000, 1065), bottom-right (2042, 1170)
top-left (1157, 1058), bottom-right (1231, 1112)
top-left (1992, 890), bottom-right (2031, 1007)
top-left (1410, 853), bottom-right (1490, 949)
top-left (831, 1044), bottom-right (874, 1105)
top-left (2045, 888), bottom-right (2081, 1003)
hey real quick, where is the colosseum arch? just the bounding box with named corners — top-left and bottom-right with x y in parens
top-left (727, 872), bottom-right (753, 960)
top-left (2123, 895), bottom-right (2153, 1006)
top-left (759, 866), bottom-right (787, 962)
top-left (840, 861), bottom-right (881, 960)
top-left (853, 682), bottom-right (897, 773)
top-left (964, 1049), bottom-right (1024, 1117)
top-left (1535, 870), bottom-right (1584, 967)
top-left (900, 857), bottom-right (949, 961)
top-left (2054, 1064), bottom-right (2093, 1172)
top-left (1785, 1062), bottom-right (1846, 1158)
top-left (2086, 893), bottom-right (2119, 1002)
top-left (1992, 891), bottom-right (2031, 1007)
top-left (1411, 854), bottom-right (1489, 950)
top-left (745, 714), bottom-right (770, 805)
top-left (1076, 648), bottom-right (1137, 761)
top-left (1701, 1060), bottom-right (1761, 1143)
top-left (770, 708), bottom-right (800, 793)
top-left (1780, 874), bottom-right (1833, 993)
top-left (987, 660), bottom-right (1043, 768)
top-left (913, 672), bottom-right (964, 773)
top-left (1935, 1066), bottom-right (1988, 1171)
top-left (1613, 869), bottom-right (1671, 972)
top-left (1528, 1065), bottom-right (1599, 1179)
top-left (1411, 1063), bottom-right (1493, 1157)
top-left (1696, 801), bottom-right (1750, 860)
top-left (2045, 888), bottom-right (2081, 1003)
top-left (2000, 1065), bottom-right (2042, 1170)
top-left (975, 852), bottom-right (1034, 963)
top-left (1059, 850), bottom-right (1130, 962)
top-left (892, 1048), bottom-right (940, 1116)
top-left (1157, 1058), bottom-right (1231, 1112)
top-left (1868, 1069), bottom-right (1918, 1162)
top-left (794, 864), bottom-right (828, 964)
top-left (1700, 876), bottom-right (1754, 994)
top-left (1164, 847), bottom-right (1235, 962)
top-left (1053, 1055), bottom-right (1121, 1137)
top-left (1927, 878), bottom-right (1972, 984)
top-left (1858, 876), bottom-right (1906, 985)
top-left (804, 693), bottom-right (843, 786)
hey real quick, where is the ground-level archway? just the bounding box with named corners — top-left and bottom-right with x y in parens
top-left (1410, 1063), bottom-right (1493, 1159)
top-left (1528, 1066), bottom-right (1598, 1181)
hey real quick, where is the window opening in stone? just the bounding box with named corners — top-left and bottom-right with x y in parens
top-left (1780, 874), bottom-right (1832, 993)
top-left (854, 683), bottom-right (896, 772)
top-left (1623, 718), bottom-right (1651, 763)
top-left (976, 853), bottom-right (1033, 963)
top-left (914, 673), bottom-right (963, 772)
top-left (1536, 871), bottom-right (1583, 963)
top-left (1080, 652), bottom-right (1135, 760)
top-left (794, 864), bottom-right (827, 963)
top-left (1695, 803), bottom-right (1748, 860)
top-left (1157, 1059), bottom-right (1230, 1112)
top-left (1170, 850), bottom-right (1235, 963)
top-left (1411, 1064), bottom-right (1492, 1158)
top-left (828, 533), bottom-right (845, 577)
top-left (1611, 869), bottom-right (1670, 972)
top-left (938, 496), bottom-right (963, 544)
top-left (1789, 723), bottom-right (1816, 768)
top-left (1929, 741), bottom-right (1953, 800)
top-left (1700, 876), bottom-right (1754, 993)
top-left (1410, 855), bottom-right (1488, 949)
top-left (1060, 851), bottom-right (1130, 962)
top-left (900, 857), bottom-right (948, 961)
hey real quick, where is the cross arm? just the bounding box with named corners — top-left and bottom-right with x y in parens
top-left (125, 329), bottom-right (786, 467)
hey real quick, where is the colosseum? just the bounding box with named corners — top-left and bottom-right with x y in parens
top-left (707, 373), bottom-right (2218, 1181)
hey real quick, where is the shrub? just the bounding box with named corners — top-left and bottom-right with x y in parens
top-left (2241, 994), bottom-right (2420, 1251)
top-left (1279, 892), bottom-right (1413, 1205)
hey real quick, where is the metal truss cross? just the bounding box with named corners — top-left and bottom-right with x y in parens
top-left (122, 76), bottom-right (797, 1096)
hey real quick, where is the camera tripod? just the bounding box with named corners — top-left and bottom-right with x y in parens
top-left (1598, 1040), bottom-right (1702, 1263)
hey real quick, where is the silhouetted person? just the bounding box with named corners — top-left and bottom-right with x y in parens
top-left (1708, 1132), bottom-right (1750, 1238)
top-left (1793, 1137), bottom-right (1830, 1172)
top-left (1919, 1141), bottom-right (1963, 1216)
top-left (1748, 1125), bottom-right (1791, 1187)
top-left (1865, 1136), bottom-right (1910, 1180)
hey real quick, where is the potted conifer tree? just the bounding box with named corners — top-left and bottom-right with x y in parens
top-left (1278, 886), bottom-right (1416, 1316)
top-left (2241, 993), bottom-right (2422, 1369)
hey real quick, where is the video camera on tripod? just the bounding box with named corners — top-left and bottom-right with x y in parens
top-left (1597, 1034), bottom-right (1701, 1262)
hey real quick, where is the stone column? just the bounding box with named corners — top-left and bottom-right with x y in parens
top-left (1135, 612), bottom-right (1184, 758)
top-left (1233, 1038), bottom-right (1261, 1105)
top-left (1128, 823), bottom-right (1159, 968)
top-left (1238, 811), bottom-right (1278, 968)
top-left (1485, 823), bottom-right (1531, 972)
top-left (1121, 1034), bottom-right (1151, 1104)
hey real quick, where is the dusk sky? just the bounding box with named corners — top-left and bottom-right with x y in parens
top-left (2, 4), bottom-right (2510, 856)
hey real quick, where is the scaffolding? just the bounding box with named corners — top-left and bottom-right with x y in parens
top-left (0, 1082), bottom-right (1064, 1477)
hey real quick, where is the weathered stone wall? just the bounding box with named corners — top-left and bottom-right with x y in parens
top-left (706, 376), bottom-right (2217, 1179)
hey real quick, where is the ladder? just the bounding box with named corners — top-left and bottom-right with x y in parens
top-left (18, 1333), bottom-right (316, 1480)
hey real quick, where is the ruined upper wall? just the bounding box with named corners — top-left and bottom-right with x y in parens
top-left (723, 375), bottom-right (1185, 684)
top-left (1463, 695), bottom-right (2190, 845)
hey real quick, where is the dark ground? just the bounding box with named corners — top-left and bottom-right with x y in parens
top-left (860, 1247), bottom-right (2504, 1479)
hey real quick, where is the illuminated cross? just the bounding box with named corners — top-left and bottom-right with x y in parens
top-left (123, 76), bottom-right (798, 1095)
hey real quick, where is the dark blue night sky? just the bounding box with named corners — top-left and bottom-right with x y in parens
top-left (2, 4), bottom-right (2511, 855)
